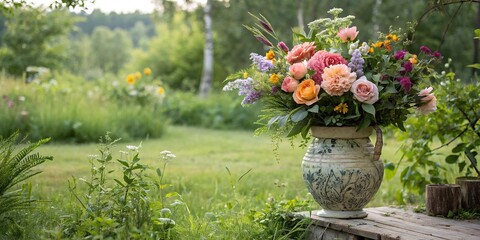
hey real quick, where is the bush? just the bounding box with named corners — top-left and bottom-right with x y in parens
top-left (0, 72), bottom-right (168, 142)
top-left (163, 91), bottom-right (262, 130)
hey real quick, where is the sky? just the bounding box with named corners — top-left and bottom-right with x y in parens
top-left (27, 0), bottom-right (157, 14)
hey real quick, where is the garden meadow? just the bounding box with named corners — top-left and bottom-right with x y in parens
top-left (1, 0), bottom-right (479, 239)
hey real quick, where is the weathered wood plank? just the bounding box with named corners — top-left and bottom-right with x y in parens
top-left (299, 207), bottom-right (480, 240)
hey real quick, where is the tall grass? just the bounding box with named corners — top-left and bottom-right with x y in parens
top-left (0, 73), bottom-right (167, 142)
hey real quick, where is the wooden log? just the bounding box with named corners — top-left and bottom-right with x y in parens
top-left (426, 184), bottom-right (461, 217)
top-left (456, 176), bottom-right (480, 211)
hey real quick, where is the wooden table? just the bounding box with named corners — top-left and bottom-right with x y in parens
top-left (298, 206), bottom-right (480, 240)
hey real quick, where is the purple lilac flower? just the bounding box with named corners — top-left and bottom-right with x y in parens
top-left (393, 50), bottom-right (406, 61)
top-left (348, 49), bottom-right (365, 77)
top-left (250, 53), bottom-right (274, 72)
top-left (398, 76), bottom-right (412, 93)
top-left (223, 77), bottom-right (261, 105)
top-left (277, 41), bottom-right (289, 53)
top-left (420, 46), bottom-right (431, 54)
top-left (242, 91), bottom-right (262, 104)
top-left (402, 61), bottom-right (413, 73)
top-left (433, 51), bottom-right (442, 59)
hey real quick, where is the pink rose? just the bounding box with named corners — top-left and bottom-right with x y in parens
top-left (281, 76), bottom-right (299, 93)
top-left (289, 62), bottom-right (308, 80)
top-left (321, 64), bottom-right (356, 96)
top-left (286, 42), bottom-right (316, 64)
top-left (350, 76), bottom-right (379, 104)
top-left (417, 87), bottom-right (437, 115)
top-left (337, 26), bottom-right (359, 42)
top-left (307, 51), bottom-right (347, 84)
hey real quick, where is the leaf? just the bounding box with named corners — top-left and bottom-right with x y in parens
top-left (452, 143), bottom-right (466, 153)
top-left (384, 162), bottom-right (395, 171)
top-left (308, 105), bottom-right (319, 113)
top-left (114, 179), bottom-right (125, 187)
top-left (362, 104), bottom-right (376, 116)
top-left (287, 121), bottom-right (307, 137)
top-left (123, 175), bottom-right (133, 184)
top-left (166, 192), bottom-right (180, 198)
top-left (445, 154), bottom-right (459, 164)
top-left (474, 29), bottom-right (480, 39)
top-left (358, 117), bottom-right (371, 130)
top-left (156, 168), bottom-right (162, 177)
top-left (117, 159), bottom-right (129, 168)
top-left (467, 63), bottom-right (480, 69)
top-left (290, 109), bottom-right (308, 122)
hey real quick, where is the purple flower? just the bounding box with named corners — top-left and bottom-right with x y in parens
top-left (393, 50), bottom-right (406, 61)
top-left (348, 49), bottom-right (365, 77)
top-left (250, 53), bottom-right (274, 72)
top-left (398, 77), bottom-right (412, 93)
top-left (223, 77), bottom-right (261, 105)
top-left (402, 61), bottom-right (413, 73)
top-left (420, 46), bottom-right (431, 54)
top-left (242, 91), bottom-right (261, 105)
top-left (277, 41), bottom-right (289, 53)
top-left (433, 51), bottom-right (442, 59)
top-left (259, 20), bottom-right (273, 33)
top-left (255, 36), bottom-right (272, 47)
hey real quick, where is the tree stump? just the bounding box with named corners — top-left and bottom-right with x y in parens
top-left (456, 177), bottom-right (480, 211)
top-left (426, 184), bottom-right (461, 217)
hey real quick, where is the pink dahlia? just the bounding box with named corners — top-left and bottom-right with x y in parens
top-left (307, 51), bottom-right (347, 84)
top-left (321, 64), bottom-right (357, 96)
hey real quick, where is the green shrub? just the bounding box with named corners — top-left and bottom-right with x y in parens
top-left (163, 91), bottom-right (262, 130)
top-left (0, 73), bottom-right (168, 142)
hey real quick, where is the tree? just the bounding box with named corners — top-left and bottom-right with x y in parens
top-left (199, 0), bottom-right (214, 98)
top-left (89, 26), bottom-right (132, 74)
top-left (0, 0), bottom-right (92, 14)
top-left (0, 7), bottom-right (77, 76)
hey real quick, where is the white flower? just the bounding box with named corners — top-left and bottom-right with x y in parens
top-left (126, 145), bottom-right (140, 151)
top-left (160, 150), bottom-right (176, 159)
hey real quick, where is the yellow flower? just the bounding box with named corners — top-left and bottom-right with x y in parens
top-left (372, 41), bottom-right (383, 48)
top-left (334, 102), bottom-right (349, 114)
top-left (134, 71), bottom-right (142, 80)
top-left (144, 67), bottom-right (152, 76)
top-left (126, 74), bottom-right (136, 85)
top-left (156, 87), bottom-right (165, 95)
top-left (409, 54), bottom-right (418, 64)
top-left (243, 72), bottom-right (248, 79)
top-left (265, 49), bottom-right (275, 60)
top-left (269, 73), bottom-right (280, 84)
top-left (386, 34), bottom-right (399, 41)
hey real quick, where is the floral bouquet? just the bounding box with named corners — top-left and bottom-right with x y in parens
top-left (224, 8), bottom-right (443, 138)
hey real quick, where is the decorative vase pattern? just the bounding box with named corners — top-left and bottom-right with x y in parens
top-left (302, 126), bottom-right (384, 219)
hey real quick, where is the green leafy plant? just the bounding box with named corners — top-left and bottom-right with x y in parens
top-left (63, 133), bottom-right (183, 239)
top-left (393, 60), bottom-right (479, 200)
top-left (0, 131), bottom-right (52, 238)
top-left (249, 197), bottom-right (312, 239)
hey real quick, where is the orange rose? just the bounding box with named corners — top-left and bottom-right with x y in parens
top-left (293, 79), bottom-right (320, 105)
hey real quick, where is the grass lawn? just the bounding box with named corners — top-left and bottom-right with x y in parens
top-left (33, 125), bottom-right (402, 207)
top-left (23, 125), bottom-right (406, 238)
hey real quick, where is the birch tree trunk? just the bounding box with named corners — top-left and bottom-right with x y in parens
top-left (296, 0), bottom-right (304, 31)
top-left (199, 0), bottom-right (214, 98)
